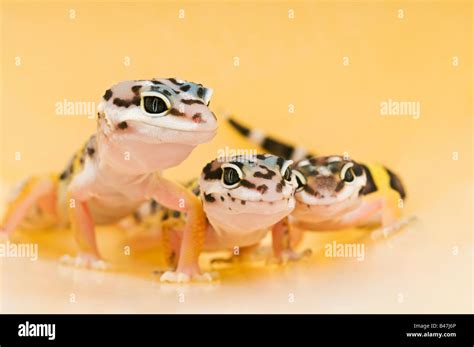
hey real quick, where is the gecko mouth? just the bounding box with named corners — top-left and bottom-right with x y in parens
top-left (295, 188), bottom-right (358, 206)
top-left (120, 120), bottom-right (217, 146)
top-left (140, 121), bottom-right (217, 133)
top-left (206, 194), bottom-right (295, 215)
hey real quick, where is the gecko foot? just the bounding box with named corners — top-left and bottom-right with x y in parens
top-left (370, 215), bottom-right (417, 240)
top-left (160, 270), bottom-right (218, 283)
top-left (59, 253), bottom-right (109, 271)
top-left (269, 248), bottom-right (312, 265)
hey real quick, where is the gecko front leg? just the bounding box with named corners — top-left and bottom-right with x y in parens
top-left (150, 175), bottom-right (213, 283)
top-left (59, 171), bottom-right (107, 270)
top-left (271, 218), bottom-right (311, 264)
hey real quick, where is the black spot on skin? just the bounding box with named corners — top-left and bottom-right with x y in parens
top-left (103, 89), bottom-right (113, 101)
top-left (276, 157), bottom-right (285, 170)
top-left (204, 193), bottom-right (216, 202)
top-left (151, 80), bottom-right (163, 85)
top-left (131, 85), bottom-right (141, 93)
top-left (117, 121), bottom-right (128, 129)
top-left (256, 154), bottom-right (267, 160)
top-left (163, 90), bottom-right (172, 97)
top-left (360, 164), bottom-right (378, 195)
top-left (335, 181), bottom-right (345, 192)
top-left (220, 196), bottom-right (225, 202)
top-left (254, 167), bottom-right (276, 180)
top-left (240, 180), bottom-right (256, 189)
top-left (59, 171), bottom-right (68, 180)
top-left (304, 185), bottom-right (316, 196)
top-left (162, 211), bottom-right (169, 221)
top-left (227, 193), bottom-right (231, 197)
top-left (172, 211), bottom-right (181, 218)
top-left (133, 211), bottom-right (142, 223)
top-left (169, 108), bottom-right (186, 117)
top-left (276, 182), bottom-right (283, 193)
top-left (385, 167), bottom-right (406, 199)
top-left (180, 85), bottom-right (191, 92)
top-left (87, 147), bottom-right (95, 157)
top-left (231, 197), bottom-right (236, 202)
top-left (197, 87), bottom-right (204, 99)
top-left (113, 97), bottom-right (140, 108)
top-left (257, 184), bottom-right (268, 194)
top-left (329, 164), bottom-right (339, 174)
top-left (168, 78), bottom-right (184, 86)
top-left (241, 200), bottom-right (246, 205)
top-left (181, 99), bottom-right (204, 105)
top-left (202, 163), bottom-right (223, 180)
top-left (150, 200), bottom-right (158, 214)
top-left (229, 161), bottom-right (244, 169)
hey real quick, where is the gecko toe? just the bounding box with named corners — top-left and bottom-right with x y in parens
top-left (59, 254), bottom-right (109, 271)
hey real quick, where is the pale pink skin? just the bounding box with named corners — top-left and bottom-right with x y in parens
top-left (1, 78), bottom-right (217, 279)
top-left (199, 155), bottom-right (297, 251)
top-left (285, 156), bottom-right (405, 249)
top-left (291, 190), bottom-right (382, 231)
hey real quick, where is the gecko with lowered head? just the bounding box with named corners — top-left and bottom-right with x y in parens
top-left (227, 117), bottom-right (413, 257)
top-left (1, 78), bottom-right (217, 281)
top-left (125, 153), bottom-right (299, 280)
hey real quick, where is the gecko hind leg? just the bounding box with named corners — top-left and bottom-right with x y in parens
top-left (1, 175), bottom-right (57, 240)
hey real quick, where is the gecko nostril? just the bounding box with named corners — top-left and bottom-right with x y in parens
top-left (192, 113), bottom-right (204, 123)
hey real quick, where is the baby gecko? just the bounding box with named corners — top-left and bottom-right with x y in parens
top-left (227, 116), bottom-right (412, 257)
top-left (1, 78), bottom-right (217, 282)
top-left (125, 153), bottom-right (299, 281)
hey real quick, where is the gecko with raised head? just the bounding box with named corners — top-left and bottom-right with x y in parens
top-left (227, 116), bottom-right (413, 257)
top-left (125, 153), bottom-right (299, 280)
top-left (1, 78), bottom-right (217, 281)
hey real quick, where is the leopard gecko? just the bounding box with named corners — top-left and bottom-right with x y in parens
top-left (1, 78), bottom-right (217, 282)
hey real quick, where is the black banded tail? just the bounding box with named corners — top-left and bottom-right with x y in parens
top-left (227, 116), bottom-right (314, 161)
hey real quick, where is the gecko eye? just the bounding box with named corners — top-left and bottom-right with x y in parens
top-left (221, 163), bottom-right (243, 188)
top-left (293, 170), bottom-right (307, 192)
top-left (281, 160), bottom-right (294, 182)
top-left (340, 162), bottom-right (355, 183)
top-left (140, 91), bottom-right (171, 117)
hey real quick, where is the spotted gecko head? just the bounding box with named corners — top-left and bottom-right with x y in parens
top-left (293, 155), bottom-right (367, 206)
top-left (199, 154), bottom-right (297, 231)
top-left (97, 78), bottom-right (217, 146)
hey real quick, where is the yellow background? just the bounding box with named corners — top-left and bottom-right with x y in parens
top-left (0, 0), bottom-right (472, 313)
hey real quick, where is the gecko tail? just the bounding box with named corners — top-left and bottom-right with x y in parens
top-left (227, 115), bottom-right (314, 161)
